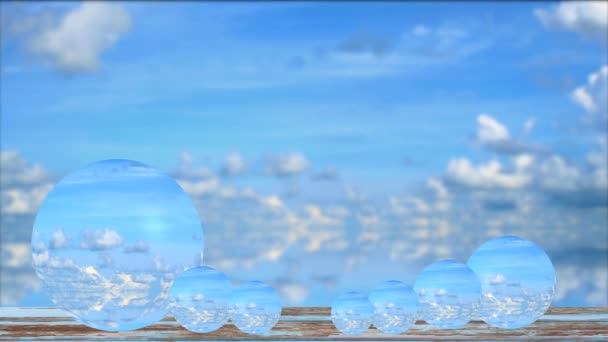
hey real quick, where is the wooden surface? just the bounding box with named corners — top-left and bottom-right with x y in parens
top-left (1, 307), bottom-right (607, 340)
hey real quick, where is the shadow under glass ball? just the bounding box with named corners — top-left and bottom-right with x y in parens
top-left (168, 266), bottom-right (231, 333)
top-left (369, 280), bottom-right (419, 334)
top-left (229, 281), bottom-right (282, 335)
top-left (331, 291), bottom-right (373, 335)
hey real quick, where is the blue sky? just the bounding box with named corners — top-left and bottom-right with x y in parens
top-left (1, 1), bottom-right (607, 309)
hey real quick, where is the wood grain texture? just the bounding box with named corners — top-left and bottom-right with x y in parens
top-left (1, 307), bottom-right (606, 340)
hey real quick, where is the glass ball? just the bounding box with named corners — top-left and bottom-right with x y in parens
top-left (369, 280), bottom-right (419, 334)
top-left (331, 291), bottom-right (373, 335)
top-left (31, 159), bottom-right (204, 331)
top-left (169, 266), bottom-right (231, 333)
top-left (467, 235), bottom-right (555, 329)
top-left (414, 260), bottom-right (481, 329)
top-left (230, 281), bottom-right (282, 335)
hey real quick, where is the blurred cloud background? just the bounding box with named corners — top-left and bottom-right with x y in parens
top-left (1, 1), bottom-right (606, 307)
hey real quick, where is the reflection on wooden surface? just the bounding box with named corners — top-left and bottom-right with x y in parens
top-left (1, 307), bottom-right (607, 340)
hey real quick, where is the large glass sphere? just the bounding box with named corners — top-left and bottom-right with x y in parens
top-left (414, 260), bottom-right (481, 329)
top-left (467, 236), bottom-right (555, 329)
top-left (331, 291), bottom-right (373, 335)
top-left (31, 159), bottom-right (204, 331)
top-left (230, 281), bottom-right (282, 335)
top-left (169, 266), bottom-right (231, 333)
top-left (369, 280), bottom-right (418, 334)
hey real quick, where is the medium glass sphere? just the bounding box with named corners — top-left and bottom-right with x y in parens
top-left (369, 280), bottom-right (419, 334)
top-left (414, 260), bottom-right (481, 329)
top-left (467, 235), bottom-right (555, 329)
top-left (230, 281), bottom-right (282, 335)
top-left (331, 291), bottom-right (373, 335)
top-left (31, 159), bottom-right (204, 331)
top-left (169, 266), bottom-right (231, 333)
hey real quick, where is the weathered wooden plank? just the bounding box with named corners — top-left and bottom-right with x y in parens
top-left (0, 307), bottom-right (606, 340)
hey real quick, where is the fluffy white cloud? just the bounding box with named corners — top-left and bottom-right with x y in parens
top-left (172, 152), bottom-right (220, 196)
top-left (266, 153), bottom-right (310, 177)
top-left (80, 228), bottom-right (124, 250)
top-left (535, 1), bottom-right (608, 38)
top-left (475, 114), bottom-right (533, 154)
top-left (1, 151), bottom-right (54, 215)
top-left (1, 151), bottom-right (51, 187)
top-left (571, 65), bottom-right (608, 128)
top-left (477, 114), bottom-right (510, 143)
top-left (446, 157), bottom-right (532, 190)
top-left (28, 3), bottom-right (130, 72)
top-left (221, 152), bottom-right (247, 176)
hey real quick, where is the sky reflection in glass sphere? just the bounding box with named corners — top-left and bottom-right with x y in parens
top-left (414, 260), bottom-right (481, 329)
top-left (230, 281), bottom-right (282, 335)
top-left (331, 291), bottom-right (373, 335)
top-left (169, 266), bottom-right (231, 333)
top-left (369, 280), bottom-right (418, 334)
top-left (467, 235), bottom-right (555, 329)
top-left (31, 159), bottom-right (204, 331)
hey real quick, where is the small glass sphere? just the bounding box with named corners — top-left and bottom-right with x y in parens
top-left (467, 236), bottom-right (555, 329)
top-left (31, 159), bottom-right (203, 331)
top-left (414, 260), bottom-right (481, 329)
top-left (331, 291), bottom-right (373, 335)
top-left (169, 266), bottom-right (231, 333)
top-left (369, 280), bottom-right (419, 334)
top-left (230, 281), bottom-right (282, 335)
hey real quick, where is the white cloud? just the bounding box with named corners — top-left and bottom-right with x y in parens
top-left (266, 153), bottom-right (310, 177)
top-left (1, 184), bottom-right (53, 214)
top-left (1, 150), bottom-right (54, 215)
top-left (475, 114), bottom-right (533, 154)
top-left (2, 243), bottom-right (31, 268)
top-left (80, 228), bottom-right (124, 250)
top-left (50, 227), bottom-right (68, 249)
top-left (28, 3), bottom-right (131, 72)
top-left (427, 178), bottom-right (450, 200)
top-left (221, 152), bottom-right (247, 176)
top-left (276, 281), bottom-right (310, 305)
top-left (477, 114), bottom-right (511, 143)
top-left (535, 1), bottom-right (608, 39)
top-left (488, 273), bottom-right (507, 285)
top-left (172, 152), bottom-right (220, 196)
top-left (571, 65), bottom-right (608, 128)
top-left (538, 156), bottom-right (580, 192)
top-left (1, 151), bottom-right (51, 187)
top-left (446, 158), bottom-right (532, 190)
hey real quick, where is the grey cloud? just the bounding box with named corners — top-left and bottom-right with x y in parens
top-left (80, 229), bottom-right (124, 250)
top-left (311, 167), bottom-right (339, 181)
top-left (265, 153), bottom-right (310, 177)
top-left (123, 240), bottom-right (150, 254)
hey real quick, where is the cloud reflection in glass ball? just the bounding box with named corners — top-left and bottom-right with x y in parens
top-left (31, 159), bottom-right (203, 331)
top-left (467, 235), bottom-right (555, 329)
top-left (414, 260), bottom-right (481, 329)
top-left (369, 280), bottom-right (419, 334)
top-left (230, 281), bottom-right (282, 335)
top-left (169, 266), bottom-right (231, 333)
top-left (331, 291), bottom-right (373, 335)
